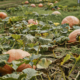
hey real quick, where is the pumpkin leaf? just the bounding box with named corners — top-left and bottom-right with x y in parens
top-left (22, 34), bottom-right (36, 43)
top-left (17, 40), bottom-right (24, 45)
top-left (22, 68), bottom-right (37, 80)
top-left (11, 34), bottom-right (21, 40)
top-left (3, 72), bottom-right (19, 79)
top-left (72, 53), bottom-right (80, 61)
top-left (37, 58), bottom-right (52, 69)
top-left (39, 37), bottom-right (52, 44)
top-left (30, 25), bottom-right (37, 30)
top-left (0, 60), bottom-right (6, 67)
top-left (0, 54), bottom-right (9, 61)
top-left (12, 61), bottom-right (21, 70)
top-left (30, 54), bottom-right (41, 61)
top-left (61, 54), bottom-right (71, 65)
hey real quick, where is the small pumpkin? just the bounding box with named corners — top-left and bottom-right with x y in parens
top-left (0, 12), bottom-right (7, 19)
top-left (30, 4), bottom-right (36, 7)
top-left (55, 1), bottom-right (58, 3)
top-left (0, 49), bottom-right (35, 75)
top-left (68, 29), bottom-right (80, 43)
top-left (52, 11), bottom-right (61, 15)
top-left (48, 3), bottom-right (53, 6)
top-left (25, 1), bottom-right (29, 4)
top-left (28, 19), bottom-right (38, 25)
top-left (38, 3), bottom-right (43, 7)
top-left (61, 16), bottom-right (79, 28)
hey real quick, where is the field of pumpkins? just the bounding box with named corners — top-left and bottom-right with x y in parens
top-left (0, 0), bottom-right (80, 80)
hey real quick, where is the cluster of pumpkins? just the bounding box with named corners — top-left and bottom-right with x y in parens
top-left (0, 49), bottom-right (36, 75)
top-left (0, 11), bottom-right (80, 43)
top-left (25, 1), bottom-right (43, 7)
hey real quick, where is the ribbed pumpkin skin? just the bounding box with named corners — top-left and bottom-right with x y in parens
top-left (68, 29), bottom-right (80, 42)
top-left (38, 3), bottom-right (43, 7)
top-left (52, 11), bottom-right (61, 15)
top-left (61, 16), bottom-right (79, 28)
top-left (0, 49), bottom-right (35, 75)
top-left (0, 12), bottom-right (7, 19)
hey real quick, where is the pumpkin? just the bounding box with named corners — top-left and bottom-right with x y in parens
top-left (68, 29), bottom-right (80, 43)
top-left (0, 12), bottom-right (7, 19)
top-left (52, 11), bottom-right (61, 15)
top-left (48, 3), bottom-right (53, 6)
top-left (25, 1), bottom-right (29, 4)
top-left (30, 4), bottom-right (36, 7)
top-left (61, 16), bottom-right (79, 28)
top-left (55, 1), bottom-right (58, 3)
top-left (57, 7), bottom-right (60, 10)
top-left (0, 49), bottom-right (35, 75)
top-left (28, 19), bottom-right (38, 25)
top-left (38, 3), bottom-right (43, 7)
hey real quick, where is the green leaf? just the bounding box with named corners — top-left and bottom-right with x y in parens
top-left (11, 34), bottom-right (21, 40)
top-left (0, 60), bottom-right (6, 67)
top-left (12, 61), bottom-right (21, 70)
top-left (2, 72), bottom-right (20, 79)
top-left (17, 40), bottom-right (23, 45)
top-left (30, 25), bottom-right (37, 30)
top-left (37, 58), bottom-right (52, 69)
top-left (61, 54), bottom-right (71, 65)
top-left (0, 54), bottom-right (9, 61)
top-left (22, 68), bottom-right (37, 80)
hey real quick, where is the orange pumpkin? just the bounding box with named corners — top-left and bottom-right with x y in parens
top-left (52, 11), bottom-right (61, 15)
top-left (25, 1), bottom-right (29, 4)
top-left (0, 49), bottom-right (35, 75)
top-left (61, 16), bottom-right (79, 28)
top-left (0, 12), bottom-right (7, 19)
top-left (28, 19), bottom-right (38, 25)
top-left (68, 29), bottom-right (80, 43)
top-left (30, 4), bottom-right (36, 7)
top-left (38, 3), bottom-right (43, 7)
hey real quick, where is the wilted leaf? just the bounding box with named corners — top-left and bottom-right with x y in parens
top-left (37, 58), bottom-right (52, 69)
top-left (61, 54), bottom-right (71, 65)
top-left (72, 53), bottom-right (80, 61)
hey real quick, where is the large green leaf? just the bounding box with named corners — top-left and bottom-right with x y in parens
top-left (22, 68), bottom-right (37, 80)
top-left (0, 54), bottom-right (9, 61)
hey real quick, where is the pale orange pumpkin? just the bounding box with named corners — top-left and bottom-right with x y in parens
top-left (28, 19), bottom-right (38, 25)
top-left (48, 3), bottom-right (53, 6)
top-left (30, 4), bottom-right (36, 7)
top-left (0, 49), bottom-right (35, 75)
top-left (0, 12), bottom-right (7, 19)
top-left (38, 3), bottom-right (43, 7)
top-left (61, 16), bottom-right (79, 28)
top-left (52, 11), bottom-right (61, 15)
top-left (25, 1), bottom-right (29, 4)
top-left (55, 1), bottom-right (58, 3)
top-left (68, 29), bottom-right (80, 43)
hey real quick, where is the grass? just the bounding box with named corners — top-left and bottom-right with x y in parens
top-left (0, 0), bottom-right (26, 9)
